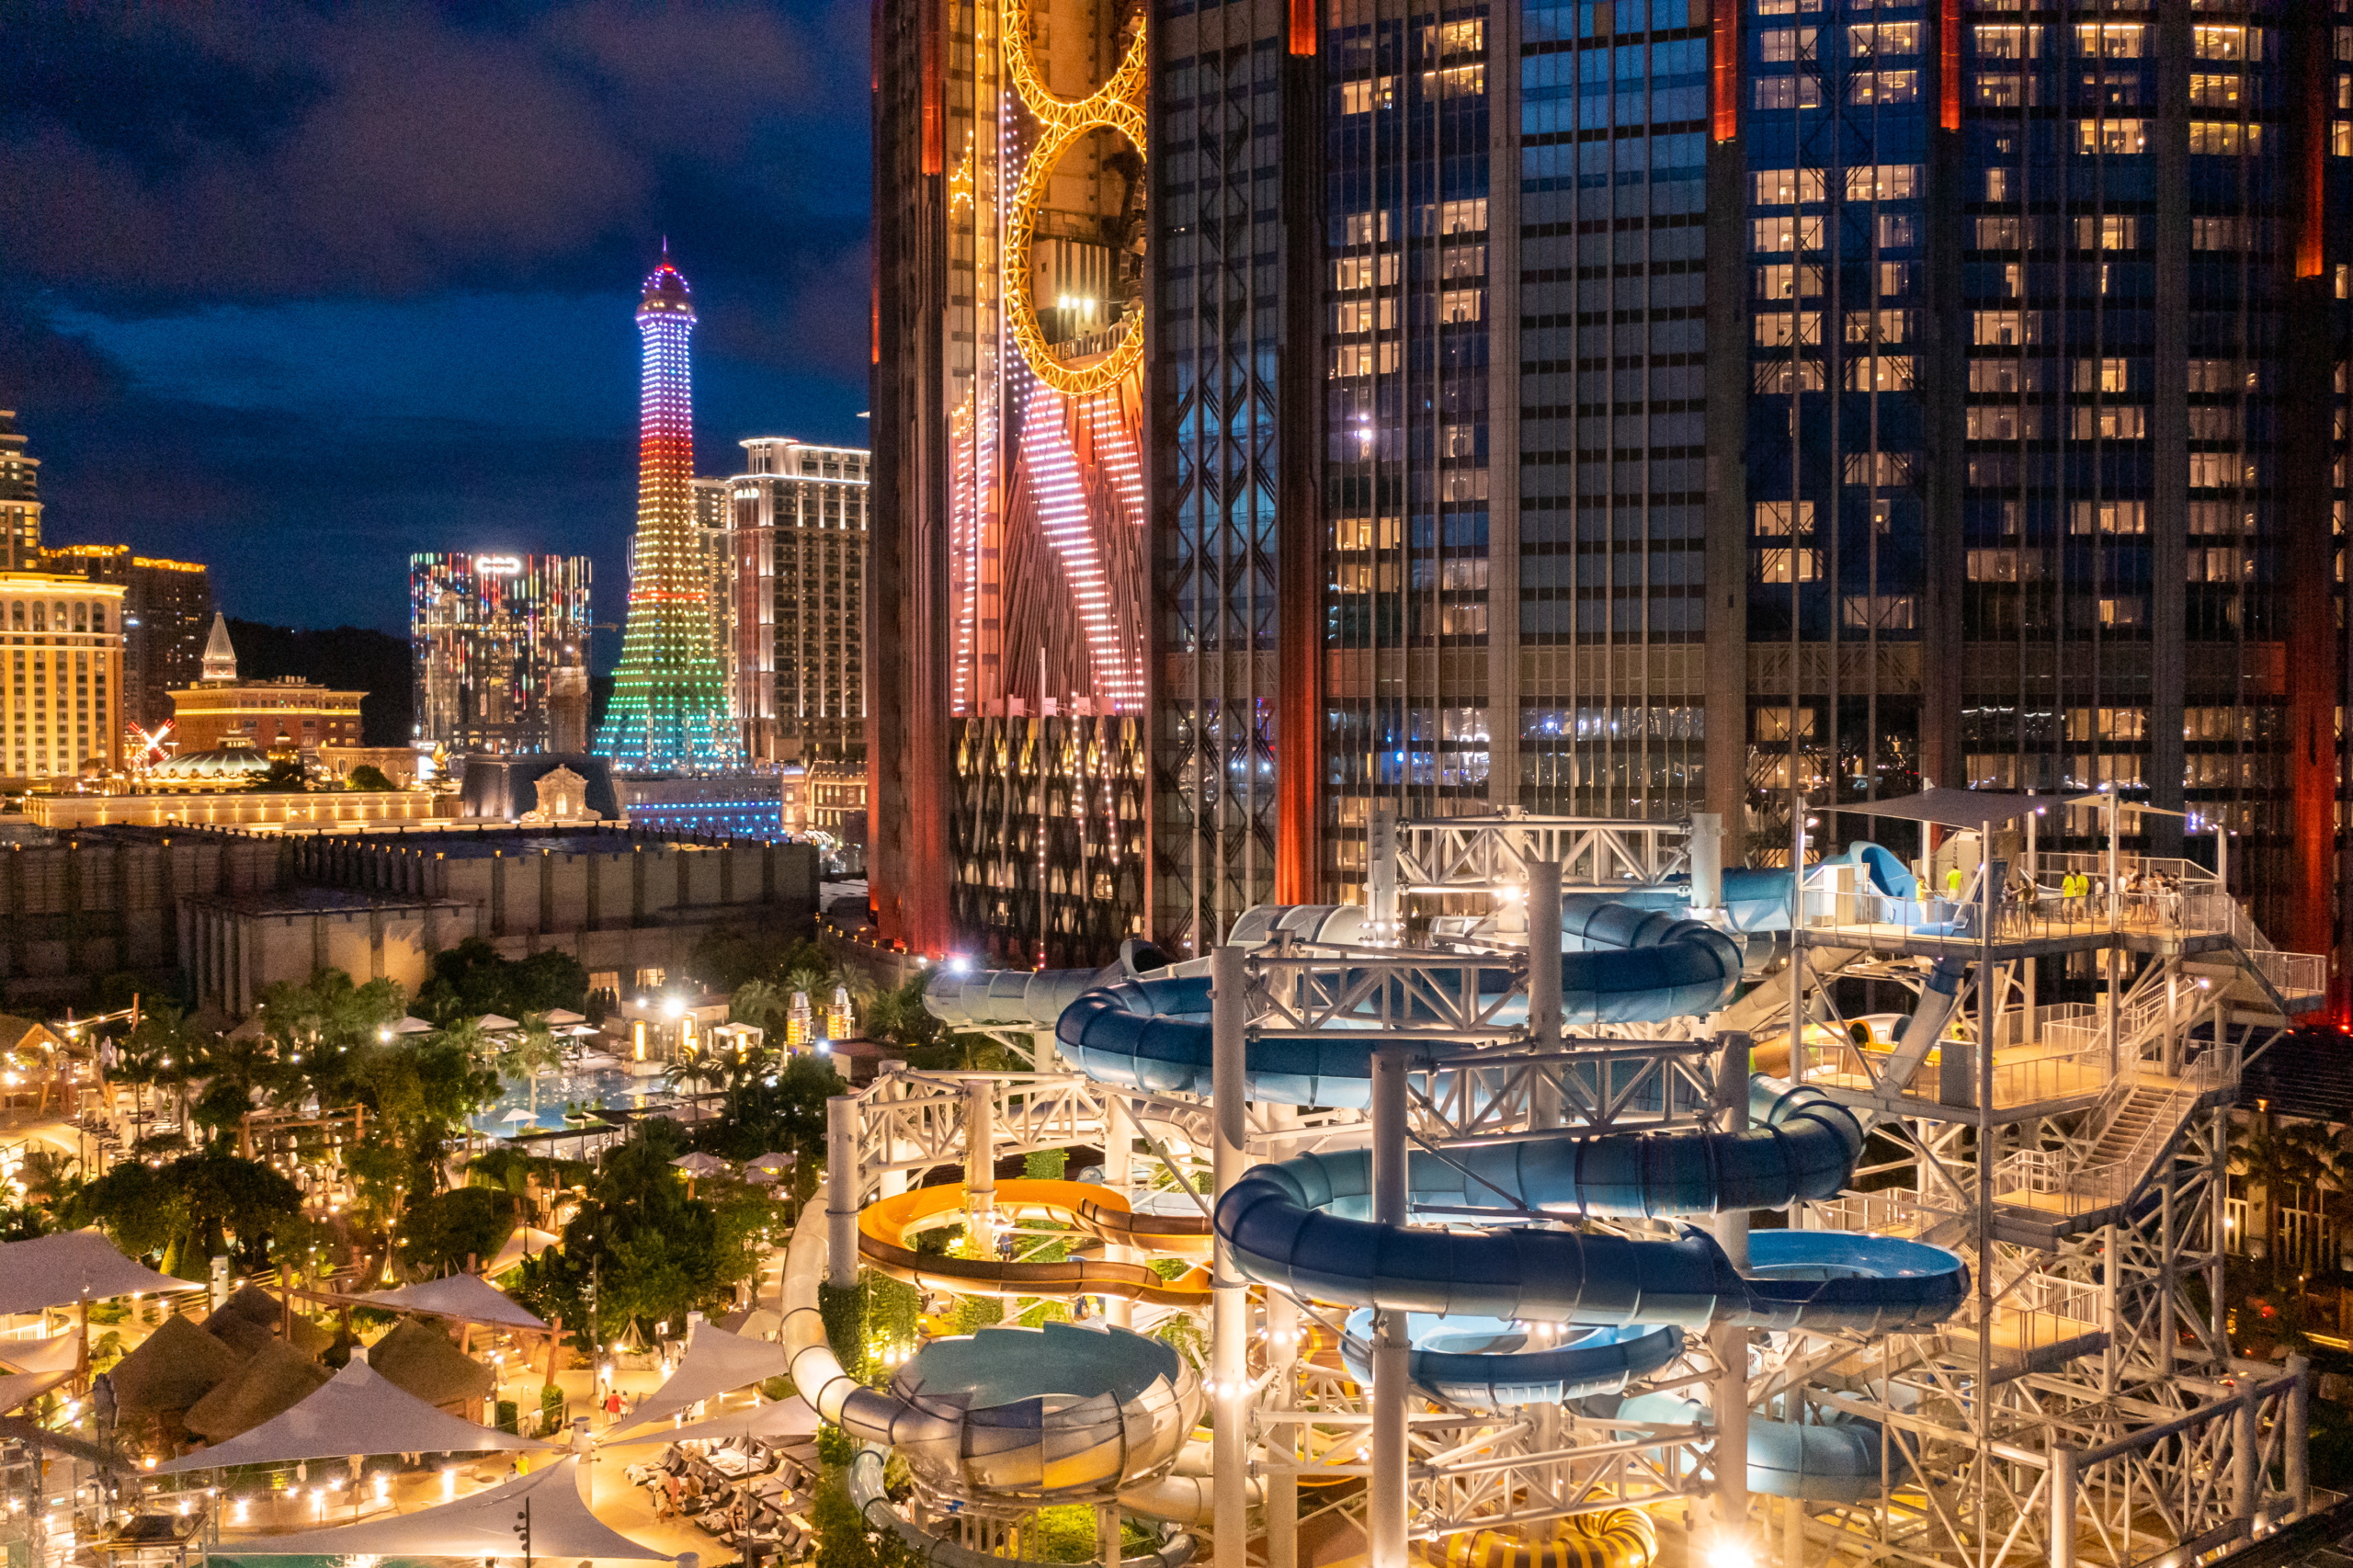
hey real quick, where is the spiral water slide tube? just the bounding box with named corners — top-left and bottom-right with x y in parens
top-left (1034, 899), bottom-right (1964, 1502)
top-left (781, 1202), bottom-right (1212, 1545)
top-left (1215, 1075), bottom-right (1965, 1500)
top-left (858, 1177), bottom-right (1213, 1307)
top-left (1053, 899), bottom-right (1748, 1106)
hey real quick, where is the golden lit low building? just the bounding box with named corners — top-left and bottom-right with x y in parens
top-left (169, 614), bottom-right (363, 756)
top-left (0, 569), bottom-right (126, 788)
top-left (607, 988), bottom-right (730, 1067)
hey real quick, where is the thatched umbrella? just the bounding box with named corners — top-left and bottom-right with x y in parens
top-left (183, 1338), bottom-right (330, 1442)
top-left (367, 1319), bottom-right (494, 1414)
top-left (110, 1314), bottom-right (244, 1420)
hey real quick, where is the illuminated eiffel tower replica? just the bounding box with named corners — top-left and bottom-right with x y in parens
top-left (595, 245), bottom-right (743, 774)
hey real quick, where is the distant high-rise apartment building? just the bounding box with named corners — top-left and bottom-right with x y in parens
top-left (409, 552), bottom-right (594, 755)
top-left (722, 438), bottom-right (870, 766)
top-left (692, 475), bottom-right (737, 738)
top-left (596, 250), bottom-right (744, 774)
top-left (872, 0), bottom-right (2353, 991)
top-left (43, 545), bottom-right (212, 735)
top-left (0, 413), bottom-right (41, 573)
top-left (0, 572), bottom-right (125, 785)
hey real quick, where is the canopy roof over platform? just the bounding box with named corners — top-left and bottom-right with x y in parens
top-left (358, 1271), bottom-right (548, 1330)
top-left (212, 1457), bottom-right (667, 1559)
top-left (1821, 788), bottom-right (2054, 830)
top-left (155, 1358), bottom-right (550, 1473)
top-left (601, 1324), bottom-right (788, 1440)
top-left (0, 1231), bottom-right (188, 1313)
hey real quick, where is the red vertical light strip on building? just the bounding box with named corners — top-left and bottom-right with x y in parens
top-left (920, 0), bottom-right (944, 174)
top-left (1938, 0), bottom-right (1960, 132)
top-left (1290, 0), bottom-right (1315, 57)
top-left (1710, 0), bottom-right (1736, 142)
top-left (2299, 22), bottom-right (2325, 278)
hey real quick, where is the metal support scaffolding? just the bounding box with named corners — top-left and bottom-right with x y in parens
top-left (835, 806), bottom-right (2326, 1568)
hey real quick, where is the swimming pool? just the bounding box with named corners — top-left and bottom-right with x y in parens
top-left (471, 1060), bottom-right (680, 1137)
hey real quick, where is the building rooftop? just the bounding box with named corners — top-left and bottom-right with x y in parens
top-left (182, 884), bottom-right (468, 917)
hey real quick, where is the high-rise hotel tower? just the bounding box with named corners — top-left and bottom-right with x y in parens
top-left (596, 251), bottom-right (745, 775)
top-left (874, 0), bottom-right (2353, 990)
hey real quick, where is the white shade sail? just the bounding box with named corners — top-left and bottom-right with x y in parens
top-left (153, 1359), bottom-right (551, 1473)
top-left (488, 1228), bottom-right (562, 1278)
top-left (0, 1333), bottom-right (84, 1375)
top-left (359, 1273), bottom-right (549, 1331)
top-left (598, 1324), bottom-right (788, 1442)
top-left (606, 1392), bottom-right (819, 1449)
top-left (0, 1231), bottom-right (188, 1314)
top-left (0, 1369), bottom-right (70, 1415)
top-left (212, 1457), bottom-right (670, 1560)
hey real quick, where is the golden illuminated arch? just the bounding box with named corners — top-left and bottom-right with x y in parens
top-left (1002, 0), bottom-right (1147, 396)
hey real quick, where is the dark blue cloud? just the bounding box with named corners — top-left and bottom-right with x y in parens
top-left (0, 1), bottom-right (872, 647)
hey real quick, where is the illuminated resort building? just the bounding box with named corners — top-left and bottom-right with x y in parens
top-left (874, 0), bottom-right (2353, 983)
top-left (0, 572), bottom-right (124, 786)
top-left (409, 552), bottom-right (594, 755)
top-left (594, 252), bottom-right (745, 775)
top-left (0, 412), bottom-right (40, 573)
top-left (872, 0), bottom-right (1152, 963)
top-left (168, 613), bottom-right (362, 757)
top-left (44, 545), bottom-right (212, 734)
top-left (721, 438), bottom-right (870, 766)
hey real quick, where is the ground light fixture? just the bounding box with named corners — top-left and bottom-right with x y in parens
top-left (1705, 1537), bottom-right (1756, 1568)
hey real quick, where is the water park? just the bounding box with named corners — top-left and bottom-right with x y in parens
top-left (0, 791), bottom-right (2325, 1568)
top-left (799, 792), bottom-right (2328, 1568)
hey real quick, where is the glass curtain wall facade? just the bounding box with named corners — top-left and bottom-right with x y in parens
top-left (1150, 0), bottom-right (1325, 953)
top-left (1733, 0), bottom-right (2347, 977)
top-left (1313, 0), bottom-right (1718, 886)
top-left (877, 0), bottom-right (2353, 987)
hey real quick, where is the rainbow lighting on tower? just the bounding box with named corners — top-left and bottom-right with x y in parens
top-left (594, 245), bottom-right (744, 774)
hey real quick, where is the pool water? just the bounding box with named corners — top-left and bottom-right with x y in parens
top-left (471, 1060), bottom-right (679, 1136)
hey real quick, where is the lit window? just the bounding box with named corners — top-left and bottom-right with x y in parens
top-left (1752, 168), bottom-right (1827, 205)
top-left (2192, 25), bottom-right (2256, 62)
top-left (1755, 76), bottom-right (1822, 111)
top-left (1850, 70), bottom-right (1918, 105)
top-left (2076, 120), bottom-right (2148, 155)
top-left (2076, 23), bottom-right (2145, 59)
top-left (2075, 358), bottom-right (2130, 393)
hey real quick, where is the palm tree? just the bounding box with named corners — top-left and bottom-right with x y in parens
top-left (2233, 1116), bottom-right (2331, 1278)
top-left (507, 1017), bottom-right (564, 1111)
top-left (732, 979), bottom-right (788, 1035)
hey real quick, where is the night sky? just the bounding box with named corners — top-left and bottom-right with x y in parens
top-left (0, 2), bottom-right (872, 664)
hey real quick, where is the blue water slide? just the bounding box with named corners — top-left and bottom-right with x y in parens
top-left (1213, 1077), bottom-right (1966, 1336)
top-left (1608, 1393), bottom-right (1897, 1504)
top-left (1337, 1313), bottom-right (1682, 1411)
top-left (1055, 903), bottom-right (1745, 1102)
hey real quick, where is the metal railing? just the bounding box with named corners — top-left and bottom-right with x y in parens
top-left (1997, 1044), bottom-right (2240, 1212)
top-left (1800, 1034), bottom-right (2108, 1108)
top-left (2248, 948), bottom-right (2327, 1003)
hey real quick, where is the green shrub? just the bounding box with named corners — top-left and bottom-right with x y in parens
top-left (819, 1281), bottom-right (867, 1381)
